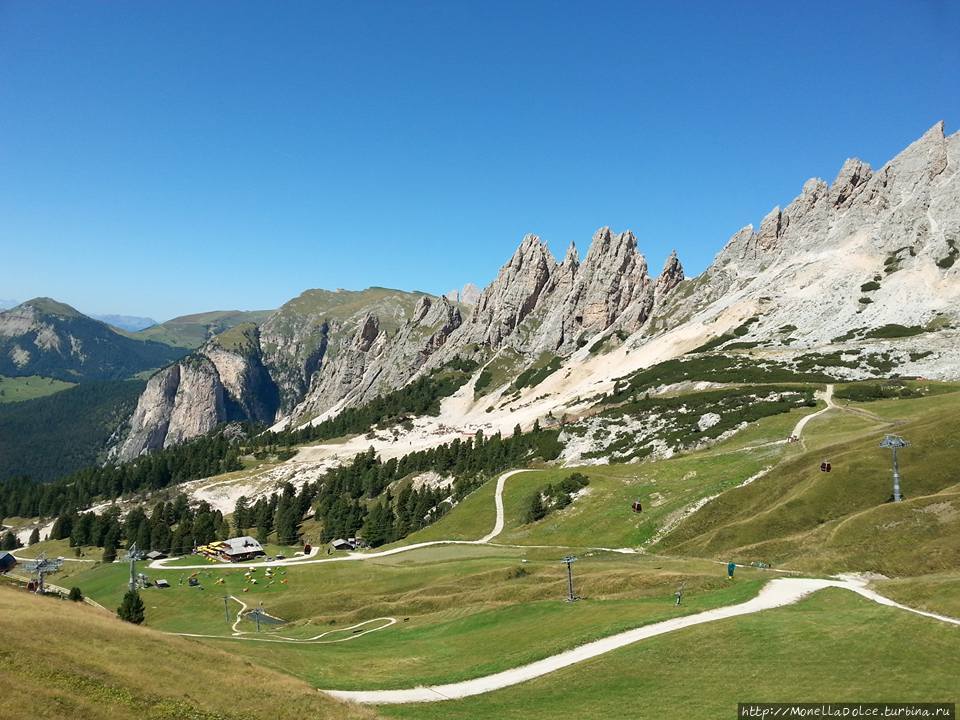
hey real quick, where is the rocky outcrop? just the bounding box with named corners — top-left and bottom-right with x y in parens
top-left (291, 295), bottom-right (463, 420)
top-left (455, 234), bottom-right (558, 348)
top-left (533, 228), bottom-right (660, 352)
top-left (116, 327), bottom-right (279, 459)
top-left (700, 121), bottom-right (960, 345)
top-left (444, 283), bottom-right (481, 306)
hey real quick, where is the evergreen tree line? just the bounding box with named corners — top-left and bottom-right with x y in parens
top-left (245, 423), bottom-right (563, 548)
top-left (233, 481), bottom-right (314, 546)
top-left (47, 493), bottom-right (231, 559)
top-left (523, 472), bottom-right (590, 524)
top-left (0, 360), bottom-right (479, 524)
top-left (0, 432), bottom-right (245, 521)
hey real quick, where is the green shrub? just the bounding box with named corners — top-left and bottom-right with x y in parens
top-left (117, 589), bottom-right (145, 624)
top-left (863, 324), bottom-right (924, 339)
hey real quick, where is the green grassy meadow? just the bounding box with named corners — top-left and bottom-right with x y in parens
top-left (68, 543), bottom-right (769, 690)
top-left (378, 589), bottom-right (960, 720)
top-left (0, 374), bottom-right (75, 403)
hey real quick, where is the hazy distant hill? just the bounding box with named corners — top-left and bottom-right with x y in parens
top-left (0, 298), bottom-right (185, 382)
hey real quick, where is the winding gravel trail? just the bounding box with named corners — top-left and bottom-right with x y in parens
top-left (172, 595), bottom-right (397, 644)
top-left (148, 469), bottom-right (534, 572)
top-left (791, 383), bottom-right (836, 440)
top-left (323, 575), bottom-right (960, 704)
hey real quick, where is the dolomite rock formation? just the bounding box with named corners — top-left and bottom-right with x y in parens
top-left (291, 295), bottom-right (463, 420)
top-left (114, 122), bottom-right (960, 454)
top-left (117, 326), bottom-right (278, 459)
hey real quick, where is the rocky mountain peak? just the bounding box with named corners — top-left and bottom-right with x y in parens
top-left (460, 234), bottom-right (557, 347)
top-left (443, 283), bottom-right (481, 307)
top-left (829, 157), bottom-right (873, 208)
top-left (353, 313), bottom-right (381, 352)
top-left (656, 250), bottom-right (684, 295)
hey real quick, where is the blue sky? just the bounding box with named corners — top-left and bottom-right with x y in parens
top-left (1, 1), bottom-right (957, 322)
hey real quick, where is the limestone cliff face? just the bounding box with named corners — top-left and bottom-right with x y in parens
top-left (427, 227), bottom-right (683, 364)
top-left (455, 234), bottom-right (558, 348)
top-left (291, 295), bottom-right (463, 420)
top-left (116, 326), bottom-right (279, 459)
top-left (532, 227), bottom-right (664, 352)
top-left (115, 290), bottom-right (459, 453)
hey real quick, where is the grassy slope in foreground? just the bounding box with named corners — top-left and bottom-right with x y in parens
top-left (379, 589), bottom-right (959, 720)
top-left (0, 585), bottom-right (373, 720)
top-left (69, 546), bottom-right (767, 691)
top-left (400, 405), bottom-right (818, 551)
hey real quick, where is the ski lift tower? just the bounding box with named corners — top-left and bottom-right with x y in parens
top-left (561, 555), bottom-right (579, 602)
top-left (123, 543), bottom-right (145, 592)
top-left (20, 553), bottom-right (64, 594)
top-left (880, 434), bottom-right (908, 502)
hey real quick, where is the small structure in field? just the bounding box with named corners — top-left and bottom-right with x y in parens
top-left (155, 579), bottom-right (170, 588)
top-left (330, 538), bottom-right (355, 551)
top-left (198, 536), bottom-right (266, 563)
top-left (145, 550), bottom-right (167, 561)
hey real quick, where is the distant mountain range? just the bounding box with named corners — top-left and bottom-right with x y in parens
top-left (0, 299), bottom-right (18, 311)
top-left (90, 314), bottom-right (158, 332)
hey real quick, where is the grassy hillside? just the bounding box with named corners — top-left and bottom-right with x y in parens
top-left (399, 406), bottom-right (817, 550)
top-left (0, 585), bottom-right (373, 720)
top-left (0, 379), bottom-right (145, 482)
top-left (380, 589), bottom-right (960, 720)
top-left (0, 374), bottom-right (74, 403)
top-left (67, 545), bottom-right (768, 691)
top-left (269, 287), bottom-right (429, 334)
top-left (656, 389), bottom-right (960, 575)
top-left (137, 309), bottom-right (273, 348)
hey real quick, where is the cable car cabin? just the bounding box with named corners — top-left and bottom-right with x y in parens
top-left (631, 500), bottom-right (643, 513)
top-left (820, 461), bottom-right (832, 473)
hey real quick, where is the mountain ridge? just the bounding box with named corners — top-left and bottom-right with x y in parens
top-left (99, 122), bottom-right (960, 459)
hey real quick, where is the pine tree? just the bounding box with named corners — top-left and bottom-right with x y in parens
top-left (102, 527), bottom-right (119, 563)
top-left (68, 586), bottom-right (83, 602)
top-left (523, 491), bottom-right (547, 524)
top-left (28, 527), bottom-right (40, 545)
top-left (234, 496), bottom-right (250, 530)
top-left (117, 589), bottom-right (145, 624)
top-left (136, 522), bottom-right (151, 552)
top-left (256, 522), bottom-right (270, 545)
top-left (1, 531), bottom-right (19, 550)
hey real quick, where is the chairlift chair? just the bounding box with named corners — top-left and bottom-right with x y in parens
top-left (631, 500), bottom-right (643, 513)
top-left (820, 460), bottom-right (832, 473)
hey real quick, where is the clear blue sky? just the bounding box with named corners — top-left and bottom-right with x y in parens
top-left (1, 1), bottom-right (957, 322)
